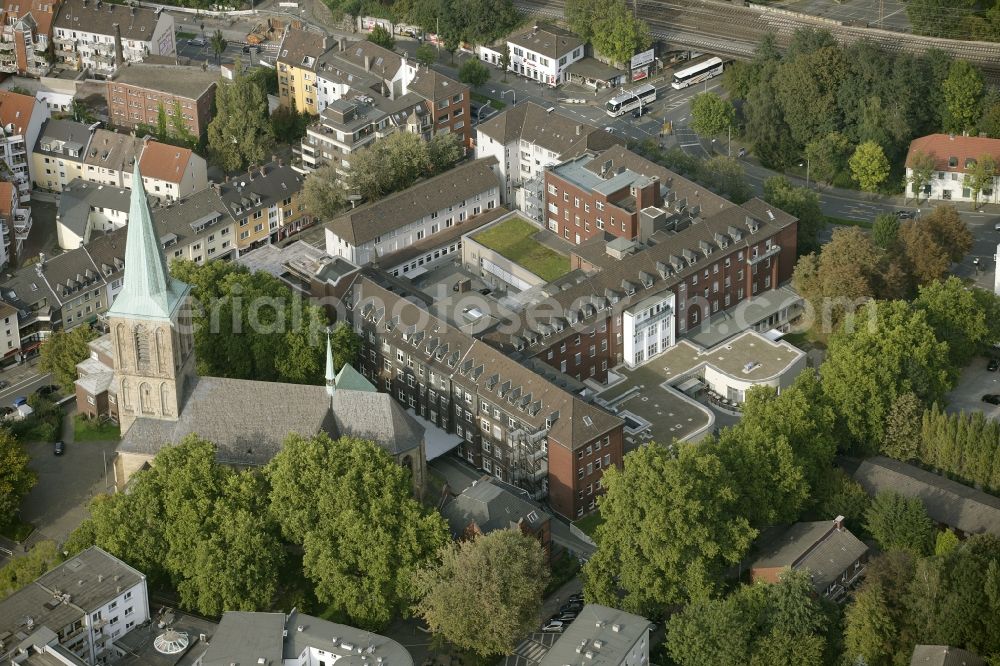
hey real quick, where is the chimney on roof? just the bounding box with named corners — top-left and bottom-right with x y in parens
top-left (364, 54), bottom-right (370, 71)
top-left (576, 124), bottom-right (582, 136)
top-left (322, 35), bottom-right (329, 50)
top-left (212, 182), bottom-right (221, 195)
top-left (834, 515), bottom-right (845, 531)
top-left (112, 22), bottom-right (123, 68)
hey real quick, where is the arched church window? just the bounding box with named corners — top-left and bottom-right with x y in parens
top-left (155, 328), bottom-right (167, 374)
top-left (160, 382), bottom-right (171, 416)
top-left (134, 325), bottom-right (151, 371)
top-left (139, 382), bottom-right (153, 414)
top-left (115, 324), bottom-right (129, 370)
top-left (121, 378), bottom-right (132, 410)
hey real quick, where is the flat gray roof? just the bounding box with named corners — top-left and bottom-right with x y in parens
top-left (538, 604), bottom-right (649, 666)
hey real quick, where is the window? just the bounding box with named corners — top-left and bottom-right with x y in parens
top-left (578, 467), bottom-right (584, 479)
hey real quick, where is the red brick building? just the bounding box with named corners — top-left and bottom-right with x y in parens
top-left (106, 64), bottom-right (218, 138)
top-left (344, 274), bottom-right (623, 520)
top-left (484, 145), bottom-right (799, 384)
top-left (407, 68), bottom-right (473, 149)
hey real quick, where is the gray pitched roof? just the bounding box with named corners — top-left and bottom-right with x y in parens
top-left (911, 646), bottom-right (985, 666)
top-left (752, 520), bottom-right (868, 592)
top-left (55, 0), bottom-right (164, 41)
top-left (111, 64), bottom-right (219, 100)
top-left (407, 67), bottom-right (466, 103)
top-left (84, 129), bottom-right (141, 171)
top-left (57, 178), bottom-right (130, 243)
top-left (507, 24), bottom-right (584, 60)
top-left (477, 101), bottom-right (622, 156)
top-left (217, 163), bottom-right (304, 220)
top-left (327, 158), bottom-right (499, 246)
top-left (442, 478), bottom-right (549, 537)
top-left (118, 376), bottom-right (423, 465)
top-left (34, 118), bottom-right (94, 162)
top-left (854, 456), bottom-right (1000, 536)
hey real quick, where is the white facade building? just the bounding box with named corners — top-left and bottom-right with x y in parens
top-left (477, 25), bottom-right (585, 86)
top-left (622, 291), bottom-right (676, 368)
top-left (0, 89), bottom-right (49, 202)
top-left (0, 546), bottom-right (150, 666)
top-left (53, 0), bottom-right (175, 75)
top-left (539, 604), bottom-right (650, 666)
top-left (324, 157), bottom-right (500, 265)
top-left (905, 134), bottom-right (1000, 204)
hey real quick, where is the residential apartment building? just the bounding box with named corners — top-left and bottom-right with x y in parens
top-left (216, 162), bottom-right (309, 254)
top-left (905, 134), bottom-right (1000, 204)
top-left (275, 27), bottom-right (335, 114)
top-left (297, 93), bottom-right (431, 175)
top-left (137, 140), bottom-right (207, 201)
top-left (478, 24), bottom-right (585, 86)
top-left (32, 118), bottom-right (95, 190)
top-left (53, 0), bottom-right (175, 75)
top-left (324, 157), bottom-right (500, 265)
top-left (476, 145), bottom-right (798, 384)
top-left (0, 89), bottom-right (49, 201)
top-left (195, 609), bottom-right (411, 666)
top-left (56, 178), bottom-right (129, 249)
top-left (0, 546), bottom-right (150, 666)
top-left (0, 0), bottom-right (61, 77)
top-left (82, 128), bottom-right (140, 187)
top-left (106, 64), bottom-right (217, 137)
top-left (345, 273), bottom-right (624, 519)
top-left (474, 101), bottom-right (622, 211)
top-left (0, 179), bottom-right (30, 263)
top-left (407, 67), bottom-right (472, 147)
top-left (538, 605), bottom-right (650, 666)
top-left (0, 300), bottom-right (20, 363)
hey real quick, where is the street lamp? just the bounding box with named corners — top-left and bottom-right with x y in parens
top-left (492, 88), bottom-right (515, 106)
top-left (798, 156), bottom-right (810, 188)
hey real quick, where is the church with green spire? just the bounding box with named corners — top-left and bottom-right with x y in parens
top-left (84, 164), bottom-right (427, 494)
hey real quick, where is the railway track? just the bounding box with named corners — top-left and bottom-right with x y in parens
top-left (516, 0), bottom-right (1000, 75)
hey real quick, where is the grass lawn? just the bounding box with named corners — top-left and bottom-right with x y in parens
top-left (573, 510), bottom-right (604, 538)
top-left (473, 217), bottom-right (570, 282)
top-left (471, 92), bottom-right (506, 111)
top-left (175, 30), bottom-right (197, 40)
top-left (73, 414), bottom-right (120, 442)
top-left (0, 518), bottom-right (34, 543)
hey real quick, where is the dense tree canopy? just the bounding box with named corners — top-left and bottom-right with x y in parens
top-left (267, 433), bottom-right (448, 629)
top-left (762, 176), bottom-right (824, 255)
top-left (302, 163), bottom-right (347, 220)
top-left (0, 541), bottom-right (61, 600)
top-left (864, 491), bottom-right (935, 556)
top-left (346, 131), bottom-right (464, 201)
top-left (820, 300), bottom-right (952, 453)
top-left (66, 436), bottom-right (284, 616)
top-left (690, 92), bottom-right (735, 137)
top-left (398, 0), bottom-right (519, 46)
top-left (0, 429), bottom-right (34, 532)
top-left (566, 0), bottom-right (650, 64)
top-left (207, 66), bottom-right (274, 172)
top-left (169, 260), bottom-right (334, 385)
top-left (415, 530), bottom-right (548, 656)
top-left (39, 325), bottom-right (97, 394)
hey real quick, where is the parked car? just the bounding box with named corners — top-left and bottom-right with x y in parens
top-left (989, 358), bottom-right (999, 372)
top-left (894, 210), bottom-right (915, 219)
top-left (983, 394), bottom-right (1000, 405)
top-left (242, 44), bottom-right (260, 54)
top-left (552, 612), bottom-right (578, 623)
top-left (54, 440), bottom-right (65, 455)
top-left (188, 38), bottom-right (206, 46)
top-left (541, 620), bottom-right (566, 633)
top-left (560, 601), bottom-right (583, 613)
top-left (12, 396), bottom-right (27, 407)
top-left (995, 221), bottom-right (1000, 231)
top-left (568, 592), bottom-right (584, 602)
top-left (631, 106), bottom-right (648, 118)
top-left (35, 384), bottom-right (59, 398)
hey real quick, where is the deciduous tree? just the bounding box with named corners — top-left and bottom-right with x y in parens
top-left (907, 150), bottom-right (937, 199)
top-left (690, 92), bottom-right (735, 138)
top-left (913, 276), bottom-right (992, 367)
top-left (39, 325), bottom-right (98, 394)
top-left (302, 164), bottom-right (346, 220)
top-left (583, 442), bottom-right (756, 616)
top-left (803, 131), bottom-right (851, 184)
top-left (589, 0), bottom-right (651, 66)
top-left (207, 65), bottom-right (274, 171)
top-left (458, 58), bottom-right (490, 87)
top-left (872, 213), bottom-right (900, 249)
top-left (849, 140), bottom-right (891, 192)
top-left (942, 59), bottom-right (983, 134)
top-left (367, 24), bottom-right (396, 50)
top-left (415, 43), bottom-right (436, 68)
top-left (267, 434), bottom-right (448, 629)
top-left (0, 541), bottom-right (60, 600)
top-left (210, 29), bottom-right (227, 66)
top-left (328, 321), bottom-right (361, 372)
top-left (964, 154), bottom-right (997, 207)
top-left (820, 300), bottom-right (951, 452)
top-left (864, 490), bottom-right (935, 556)
top-left (0, 429), bottom-right (34, 533)
top-left (762, 176), bottom-right (824, 254)
top-left (415, 530), bottom-right (548, 656)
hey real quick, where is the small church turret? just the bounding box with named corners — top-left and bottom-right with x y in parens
top-left (325, 330), bottom-right (336, 397)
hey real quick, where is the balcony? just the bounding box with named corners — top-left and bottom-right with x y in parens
top-left (56, 41), bottom-right (76, 53)
top-left (0, 41), bottom-right (14, 51)
top-left (0, 62), bottom-right (15, 74)
top-left (27, 65), bottom-right (47, 77)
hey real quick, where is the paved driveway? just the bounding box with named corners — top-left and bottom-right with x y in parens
top-left (947, 356), bottom-right (1000, 420)
top-left (19, 435), bottom-right (118, 547)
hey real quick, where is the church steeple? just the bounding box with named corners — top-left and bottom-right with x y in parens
top-left (107, 162), bottom-right (188, 321)
top-left (108, 163), bottom-right (197, 434)
top-left (325, 331), bottom-right (335, 396)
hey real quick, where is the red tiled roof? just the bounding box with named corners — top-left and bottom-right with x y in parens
top-left (906, 134), bottom-right (1000, 174)
top-left (0, 91), bottom-right (37, 135)
top-left (2, 0), bottom-right (59, 37)
top-left (139, 141), bottom-right (192, 185)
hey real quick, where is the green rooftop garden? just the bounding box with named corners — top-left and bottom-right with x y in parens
top-left (473, 217), bottom-right (570, 282)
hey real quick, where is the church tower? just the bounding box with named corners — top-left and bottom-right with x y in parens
top-left (109, 163), bottom-right (196, 434)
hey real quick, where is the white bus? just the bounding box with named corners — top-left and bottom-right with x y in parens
top-left (671, 56), bottom-right (725, 90)
top-left (606, 84), bottom-right (657, 117)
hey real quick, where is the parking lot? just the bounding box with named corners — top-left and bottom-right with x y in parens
top-left (947, 355), bottom-right (1000, 419)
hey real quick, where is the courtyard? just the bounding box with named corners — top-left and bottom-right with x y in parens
top-left (471, 216), bottom-right (571, 282)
